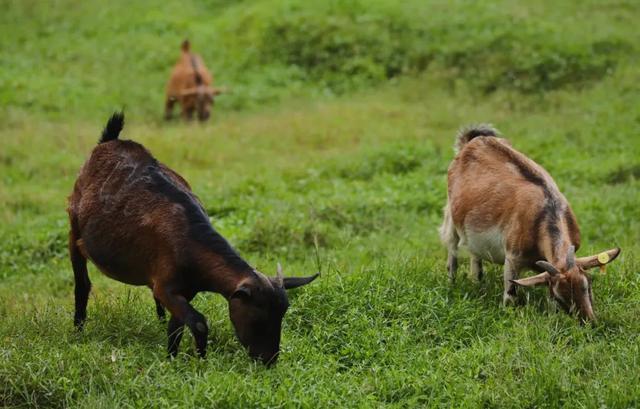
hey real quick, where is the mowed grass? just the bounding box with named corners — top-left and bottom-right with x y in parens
top-left (2, 1), bottom-right (640, 408)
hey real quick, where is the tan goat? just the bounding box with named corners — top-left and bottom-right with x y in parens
top-left (164, 40), bottom-right (225, 121)
top-left (439, 125), bottom-right (620, 321)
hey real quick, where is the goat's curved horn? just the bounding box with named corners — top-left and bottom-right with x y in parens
top-left (283, 273), bottom-right (320, 289)
top-left (566, 245), bottom-right (576, 268)
top-left (535, 260), bottom-right (560, 276)
top-left (275, 262), bottom-right (284, 287)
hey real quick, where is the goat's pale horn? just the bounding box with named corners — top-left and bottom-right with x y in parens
top-left (275, 262), bottom-right (284, 287)
top-left (535, 260), bottom-right (561, 276)
top-left (566, 245), bottom-right (576, 268)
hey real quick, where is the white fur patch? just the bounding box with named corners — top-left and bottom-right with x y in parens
top-left (464, 227), bottom-right (505, 264)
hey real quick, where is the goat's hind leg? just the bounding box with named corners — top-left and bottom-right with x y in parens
top-left (154, 296), bottom-right (166, 321)
top-left (69, 231), bottom-right (91, 329)
top-left (439, 204), bottom-right (459, 283)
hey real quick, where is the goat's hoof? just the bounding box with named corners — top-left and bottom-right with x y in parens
top-left (502, 294), bottom-right (517, 306)
top-left (73, 318), bottom-right (86, 331)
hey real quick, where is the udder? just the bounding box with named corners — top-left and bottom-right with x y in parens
top-left (463, 226), bottom-right (506, 264)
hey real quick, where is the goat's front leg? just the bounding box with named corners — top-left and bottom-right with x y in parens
top-left (167, 315), bottom-right (185, 358)
top-left (503, 257), bottom-right (519, 305)
top-left (153, 284), bottom-right (208, 358)
top-left (181, 105), bottom-right (195, 121)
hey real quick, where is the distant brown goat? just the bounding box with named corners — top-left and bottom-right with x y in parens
top-left (68, 112), bottom-right (318, 364)
top-left (440, 124), bottom-right (620, 322)
top-left (165, 40), bottom-right (225, 121)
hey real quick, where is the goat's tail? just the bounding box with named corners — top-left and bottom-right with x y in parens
top-left (181, 39), bottom-right (190, 52)
top-left (99, 111), bottom-right (124, 144)
top-left (454, 124), bottom-right (499, 153)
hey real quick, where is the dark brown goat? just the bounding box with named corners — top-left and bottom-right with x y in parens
top-left (165, 40), bottom-right (225, 121)
top-left (67, 112), bottom-right (318, 364)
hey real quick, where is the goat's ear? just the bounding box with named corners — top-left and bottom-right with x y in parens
top-left (231, 285), bottom-right (251, 300)
top-left (577, 247), bottom-right (621, 270)
top-left (535, 260), bottom-right (561, 276)
top-left (283, 273), bottom-right (320, 290)
top-left (510, 272), bottom-right (550, 287)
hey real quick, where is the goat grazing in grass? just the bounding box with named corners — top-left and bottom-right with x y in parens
top-left (165, 40), bottom-right (225, 121)
top-left (439, 124), bottom-right (620, 321)
top-left (68, 112), bottom-right (318, 364)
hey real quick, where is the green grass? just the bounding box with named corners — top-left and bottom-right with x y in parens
top-left (1, 0), bottom-right (640, 407)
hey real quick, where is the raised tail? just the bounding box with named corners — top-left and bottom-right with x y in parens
top-left (454, 124), bottom-right (499, 153)
top-left (99, 111), bottom-right (124, 144)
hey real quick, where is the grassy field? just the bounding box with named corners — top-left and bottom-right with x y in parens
top-left (1, 0), bottom-right (640, 407)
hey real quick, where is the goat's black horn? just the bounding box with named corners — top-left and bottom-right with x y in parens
top-left (283, 273), bottom-right (320, 289)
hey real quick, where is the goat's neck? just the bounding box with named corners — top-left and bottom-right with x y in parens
top-left (195, 249), bottom-right (254, 297)
top-left (541, 237), bottom-right (572, 270)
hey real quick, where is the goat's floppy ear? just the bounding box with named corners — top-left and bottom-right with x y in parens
top-left (283, 273), bottom-right (320, 289)
top-left (510, 272), bottom-right (550, 287)
top-left (231, 285), bottom-right (251, 300)
top-left (577, 248), bottom-right (621, 270)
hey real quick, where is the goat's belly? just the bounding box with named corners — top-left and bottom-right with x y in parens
top-left (463, 227), bottom-right (506, 264)
top-left (94, 262), bottom-right (150, 286)
top-left (78, 233), bottom-right (153, 286)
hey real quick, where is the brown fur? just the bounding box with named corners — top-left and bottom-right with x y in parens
top-left (440, 125), bottom-right (620, 321)
top-left (164, 40), bottom-right (222, 121)
top-left (68, 113), bottom-right (318, 363)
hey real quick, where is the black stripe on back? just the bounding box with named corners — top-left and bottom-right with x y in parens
top-left (486, 139), bottom-right (563, 259)
top-left (190, 55), bottom-right (203, 86)
top-left (144, 161), bottom-right (251, 272)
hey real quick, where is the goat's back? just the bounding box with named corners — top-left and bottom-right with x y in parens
top-left (68, 141), bottom-right (199, 284)
top-left (166, 52), bottom-right (212, 97)
top-left (447, 137), bottom-right (578, 258)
